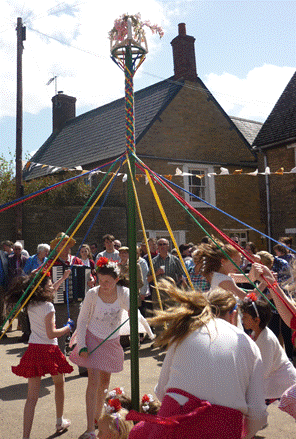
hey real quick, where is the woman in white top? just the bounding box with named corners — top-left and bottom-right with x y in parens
top-left (69, 257), bottom-right (130, 439)
top-left (127, 280), bottom-right (267, 439)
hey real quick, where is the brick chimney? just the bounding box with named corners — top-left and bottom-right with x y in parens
top-left (52, 92), bottom-right (76, 133)
top-left (170, 23), bottom-right (198, 82)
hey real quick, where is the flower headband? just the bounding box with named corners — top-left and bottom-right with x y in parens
top-left (108, 387), bottom-right (125, 398)
top-left (141, 394), bottom-right (154, 412)
top-left (243, 292), bottom-right (259, 318)
top-left (104, 398), bottom-right (122, 431)
top-left (96, 257), bottom-right (120, 276)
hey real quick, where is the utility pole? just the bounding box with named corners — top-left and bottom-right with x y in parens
top-left (15, 17), bottom-right (26, 240)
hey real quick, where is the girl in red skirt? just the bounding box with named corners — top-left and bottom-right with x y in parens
top-left (11, 270), bottom-right (74, 439)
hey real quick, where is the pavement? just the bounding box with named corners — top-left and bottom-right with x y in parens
top-left (1, 322), bottom-right (296, 439)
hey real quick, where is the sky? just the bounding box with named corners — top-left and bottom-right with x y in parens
top-left (0, 0), bottom-right (295, 165)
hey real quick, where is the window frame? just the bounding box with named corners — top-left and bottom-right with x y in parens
top-left (182, 163), bottom-right (216, 208)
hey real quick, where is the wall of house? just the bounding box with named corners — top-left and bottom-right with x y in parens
top-left (133, 82), bottom-right (265, 249)
top-left (137, 82), bottom-right (256, 164)
top-left (0, 205), bottom-right (127, 255)
top-left (257, 146), bottom-right (296, 242)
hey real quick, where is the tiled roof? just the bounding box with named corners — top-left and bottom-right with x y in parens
top-left (24, 79), bottom-right (183, 180)
top-left (230, 116), bottom-right (263, 146)
top-left (253, 71), bottom-right (296, 148)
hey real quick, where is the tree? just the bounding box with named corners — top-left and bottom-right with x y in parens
top-left (0, 154), bottom-right (92, 207)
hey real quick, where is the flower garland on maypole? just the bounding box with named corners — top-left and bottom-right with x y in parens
top-left (109, 13), bottom-right (163, 411)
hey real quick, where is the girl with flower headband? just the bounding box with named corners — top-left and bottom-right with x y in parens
top-left (97, 397), bottom-right (134, 439)
top-left (140, 394), bottom-right (161, 415)
top-left (240, 292), bottom-right (296, 402)
top-left (127, 279), bottom-right (267, 439)
top-left (69, 257), bottom-right (130, 439)
top-left (10, 270), bottom-right (74, 438)
top-left (105, 387), bottom-right (132, 412)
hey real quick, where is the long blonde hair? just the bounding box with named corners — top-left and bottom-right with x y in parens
top-left (148, 280), bottom-right (213, 349)
top-left (99, 408), bottom-right (133, 439)
top-left (207, 288), bottom-right (237, 318)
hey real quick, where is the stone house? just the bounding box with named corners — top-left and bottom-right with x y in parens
top-left (24, 23), bottom-right (265, 249)
top-left (253, 71), bottom-right (296, 248)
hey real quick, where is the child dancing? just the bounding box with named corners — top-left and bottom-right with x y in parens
top-left (240, 292), bottom-right (296, 401)
top-left (127, 280), bottom-right (267, 439)
top-left (11, 270), bottom-right (74, 439)
top-left (251, 262), bottom-right (296, 419)
top-left (69, 257), bottom-right (130, 439)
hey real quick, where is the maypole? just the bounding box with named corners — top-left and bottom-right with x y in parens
top-left (109, 13), bottom-right (163, 409)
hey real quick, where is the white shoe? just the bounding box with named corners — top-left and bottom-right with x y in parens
top-left (56, 418), bottom-right (71, 433)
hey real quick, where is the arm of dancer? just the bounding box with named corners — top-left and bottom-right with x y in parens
top-left (218, 279), bottom-right (247, 300)
top-left (45, 311), bottom-right (71, 339)
top-left (243, 348), bottom-right (268, 439)
top-left (253, 263), bottom-right (296, 329)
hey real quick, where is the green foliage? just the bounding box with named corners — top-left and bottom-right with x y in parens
top-left (0, 154), bottom-right (16, 202)
top-left (24, 172), bottom-right (92, 206)
top-left (0, 155), bottom-right (92, 206)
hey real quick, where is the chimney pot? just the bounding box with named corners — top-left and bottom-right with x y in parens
top-left (178, 23), bottom-right (186, 36)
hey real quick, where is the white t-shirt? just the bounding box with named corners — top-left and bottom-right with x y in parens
top-left (95, 250), bottom-right (120, 263)
top-left (76, 285), bottom-right (129, 350)
top-left (28, 301), bottom-right (57, 345)
top-left (255, 327), bottom-right (296, 398)
top-left (155, 318), bottom-right (267, 439)
top-left (210, 271), bottom-right (235, 289)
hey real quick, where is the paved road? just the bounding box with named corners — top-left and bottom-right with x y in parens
top-left (1, 325), bottom-right (295, 439)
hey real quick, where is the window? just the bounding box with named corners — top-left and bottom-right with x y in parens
top-left (182, 164), bottom-right (216, 208)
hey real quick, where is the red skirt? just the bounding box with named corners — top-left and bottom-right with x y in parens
top-left (127, 388), bottom-right (244, 439)
top-left (12, 343), bottom-right (74, 378)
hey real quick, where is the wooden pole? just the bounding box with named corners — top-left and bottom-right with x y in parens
top-left (15, 17), bottom-right (25, 240)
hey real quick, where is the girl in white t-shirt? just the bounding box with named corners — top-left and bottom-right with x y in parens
top-left (240, 293), bottom-right (296, 401)
top-left (196, 239), bottom-right (265, 300)
top-left (11, 270), bottom-right (74, 439)
top-left (69, 257), bottom-right (130, 439)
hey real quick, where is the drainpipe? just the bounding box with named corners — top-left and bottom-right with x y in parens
top-left (263, 151), bottom-right (272, 252)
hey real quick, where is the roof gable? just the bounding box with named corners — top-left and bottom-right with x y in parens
top-left (253, 71), bottom-right (296, 148)
top-left (25, 79), bottom-right (183, 179)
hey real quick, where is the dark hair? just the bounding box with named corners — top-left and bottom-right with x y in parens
top-left (240, 297), bottom-right (272, 329)
top-left (246, 242), bottom-right (256, 254)
top-left (5, 274), bottom-right (53, 308)
top-left (273, 243), bottom-right (288, 255)
top-left (96, 262), bottom-right (120, 279)
top-left (103, 234), bottom-right (115, 242)
top-left (279, 236), bottom-right (293, 247)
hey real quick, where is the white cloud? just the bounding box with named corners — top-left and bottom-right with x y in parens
top-left (205, 65), bottom-right (296, 121)
top-left (0, 0), bottom-right (167, 118)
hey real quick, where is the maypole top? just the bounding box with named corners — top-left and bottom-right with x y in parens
top-left (109, 13), bottom-right (163, 69)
